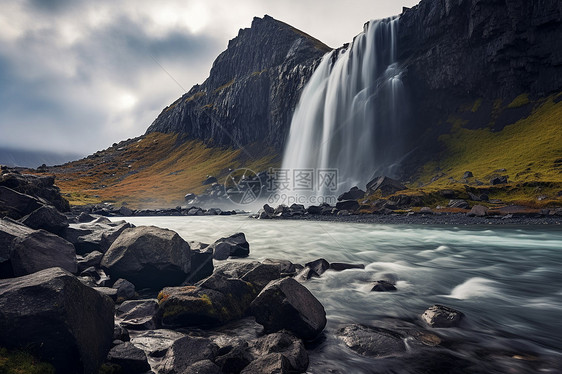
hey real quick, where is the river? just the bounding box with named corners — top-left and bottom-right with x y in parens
top-left (114, 215), bottom-right (562, 373)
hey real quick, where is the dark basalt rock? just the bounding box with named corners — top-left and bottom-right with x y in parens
top-left (10, 229), bottom-right (77, 277)
top-left (337, 324), bottom-right (406, 358)
top-left (370, 280), bottom-right (397, 292)
top-left (250, 277), bottom-right (326, 340)
top-left (490, 175), bottom-right (509, 185)
top-left (448, 199), bottom-right (470, 209)
top-left (251, 331), bottom-right (309, 373)
top-left (106, 342), bottom-right (151, 374)
top-left (467, 204), bottom-right (489, 217)
top-left (304, 258), bottom-right (330, 277)
top-left (421, 304), bottom-right (465, 328)
top-left (146, 15), bottom-right (331, 150)
top-left (159, 336), bottom-right (219, 374)
top-left (113, 278), bottom-right (136, 300)
top-left (210, 232), bottom-right (250, 260)
top-left (366, 176), bottom-right (407, 196)
top-left (0, 186), bottom-right (42, 220)
top-left (101, 226), bottom-right (191, 290)
top-left (186, 247), bottom-right (214, 284)
top-left (0, 171), bottom-right (69, 212)
top-left (64, 219), bottom-right (133, 255)
top-left (117, 299), bottom-right (159, 330)
top-left (335, 200), bottom-right (360, 212)
top-left (338, 186), bottom-right (366, 201)
top-left (330, 262), bottom-right (365, 271)
top-left (0, 267), bottom-right (114, 374)
top-left (19, 205), bottom-right (68, 235)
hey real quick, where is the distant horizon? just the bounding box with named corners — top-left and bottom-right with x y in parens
top-left (0, 0), bottom-right (420, 156)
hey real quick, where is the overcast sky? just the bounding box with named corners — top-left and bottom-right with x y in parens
top-left (0, 0), bottom-right (420, 156)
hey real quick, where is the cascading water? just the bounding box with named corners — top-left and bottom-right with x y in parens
top-left (281, 17), bottom-right (407, 198)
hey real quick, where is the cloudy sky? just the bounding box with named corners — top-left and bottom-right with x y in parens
top-left (0, 0), bottom-right (420, 157)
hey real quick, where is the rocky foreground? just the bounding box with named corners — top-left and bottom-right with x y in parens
top-left (1, 167), bottom-right (560, 373)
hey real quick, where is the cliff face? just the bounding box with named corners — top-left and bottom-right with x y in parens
top-left (398, 0), bottom-right (562, 112)
top-left (146, 15), bottom-right (331, 150)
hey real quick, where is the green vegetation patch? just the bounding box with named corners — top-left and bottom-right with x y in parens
top-left (0, 347), bottom-right (55, 374)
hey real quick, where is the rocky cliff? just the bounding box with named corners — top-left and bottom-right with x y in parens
top-left (146, 15), bottom-right (331, 150)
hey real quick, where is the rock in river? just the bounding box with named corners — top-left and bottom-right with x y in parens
top-left (210, 232), bottom-right (250, 260)
top-left (421, 304), bottom-right (464, 328)
top-left (250, 277), bottom-right (326, 340)
top-left (101, 226), bottom-right (191, 290)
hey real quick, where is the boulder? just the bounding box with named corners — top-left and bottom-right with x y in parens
top-left (467, 205), bottom-right (489, 217)
top-left (128, 329), bottom-right (185, 360)
top-left (119, 206), bottom-right (134, 216)
top-left (10, 229), bottom-right (77, 276)
top-left (329, 262), bottom-right (365, 271)
top-left (335, 200), bottom-right (359, 212)
top-left (77, 211), bottom-right (95, 222)
top-left (0, 218), bottom-right (35, 278)
top-left (0, 186), bottom-right (42, 219)
top-left (210, 232), bottom-right (250, 260)
top-left (106, 342), bottom-right (151, 374)
top-left (0, 172), bottom-right (69, 212)
top-left (116, 299), bottom-right (159, 330)
top-left (19, 205), bottom-right (69, 235)
top-left (65, 219), bottom-right (133, 255)
top-left (158, 274), bottom-right (256, 327)
top-left (112, 278), bottom-right (136, 300)
top-left (306, 258), bottom-right (330, 275)
top-left (306, 205), bottom-right (323, 215)
top-left (240, 262), bottom-right (282, 291)
top-left (419, 206), bottom-right (433, 214)
top-left (213, 337), bottom-right (253, 373)
top-left (251, 331), bottom-right (308, 373)
top-left (421, 305), bottom-right (464, 328)
top-left (185, 247), bottom-right (214, 283)
top-left (203, 176), bottom-right (218, 185)
top-left (0, 267), bottom-right (114, 374)
top-left (101, 226), bottom-right (191, 290)
top-left (263, 259), bottom-right (298, 276)
top-left (250, 277), bottom-right (326, 340)
top-left (77, 250), bottom-right (104, 272)
top-left (462, 171), bottom-right (474, 179)
top-left (370, 280), bottom-right (397, 292)
top-left (366, 176), bottom-right (407, 196)
top-left (337, 324), bottom-right (406, 358)
top-left (338, 186), bottom-right (366, 201)
top-left (160, 336), bottom-right (219, 374)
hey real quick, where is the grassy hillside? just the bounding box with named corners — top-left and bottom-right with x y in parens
top-left (48, 133), bottom-right (279, 208)
top-left (406, 93), bottom-right (562, 207)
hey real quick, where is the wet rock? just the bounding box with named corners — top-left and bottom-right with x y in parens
top-left (240, 262), bottom-right (282, 291)
top-left (101, 226), bottom-right (191, 290)
top-left (338, 186), bottom-right (366, 201)
top-left (185, 247), bottom-right (214, 283)
top-left (113, 278), bottom-right (136, 300)
top-left (160, 336), bottom-right (219, 374)
top-left (0, 267), bottom-right (114, 374)
top-left (306, 205), bottom-right (323, 215)
top-left (263, 258), bottom-right (298, 276)
top-left (94, 286), bottom-right (118, 300)
top-left (329, 262), bottom-right (365, 271)
top-left (0, 186), bottom-right (43, 219)
top-left (0, 172), bottom-right (69, 212)
top-left (490, 176), bottom-right (508, 185)
top-left (252, 331), bottom-right (308, 373)
top-left (106, 342), bottom-right (151, 374)
top-left (19, 205), bottom-right (68, 235)
top-left (11, 229), bottom-right (77, 276)
top-left (77, 250), bottom-right (104, 272)
top-left (113, 324), bottom-right (130, 342)
top-left (421, 304), bottom-right (464, 328)
top-left (116, 299), bottom-right (159, 330)
top-left (337, 324), bottom-right (406, 358)
top-left (370, 280), bottom-right (397, 292)
top-left (185, 360), bottom-right (222, 373)
top-left (304, 258), bottom-right (330, 276)
top-left (263, 203), bottom-right (275, 215)
top-left (250, 277), bottom-right (326, 340)
top-left (467, 204), bottom-right (489, 217)
top-left (448, 199), bottom-right (470, 209)
top-left (366, 176), bottom-right (407, 196)
top-left (210, 232), bottom-right (250, 260)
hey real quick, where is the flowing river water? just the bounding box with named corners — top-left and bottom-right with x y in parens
top-left (115, 216), bottom-right (562, 373)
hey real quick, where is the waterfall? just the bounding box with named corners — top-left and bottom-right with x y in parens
top-left (281, 17), bottom-right (406, 199)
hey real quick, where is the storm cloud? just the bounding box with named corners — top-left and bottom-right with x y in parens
top-left (0, 0), bottom-right (419, 156)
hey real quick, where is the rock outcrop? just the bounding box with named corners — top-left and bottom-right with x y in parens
top-left (0, 267), bottom-right (114, 374)
top-left (146, 15), bottom-right (331, 150)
